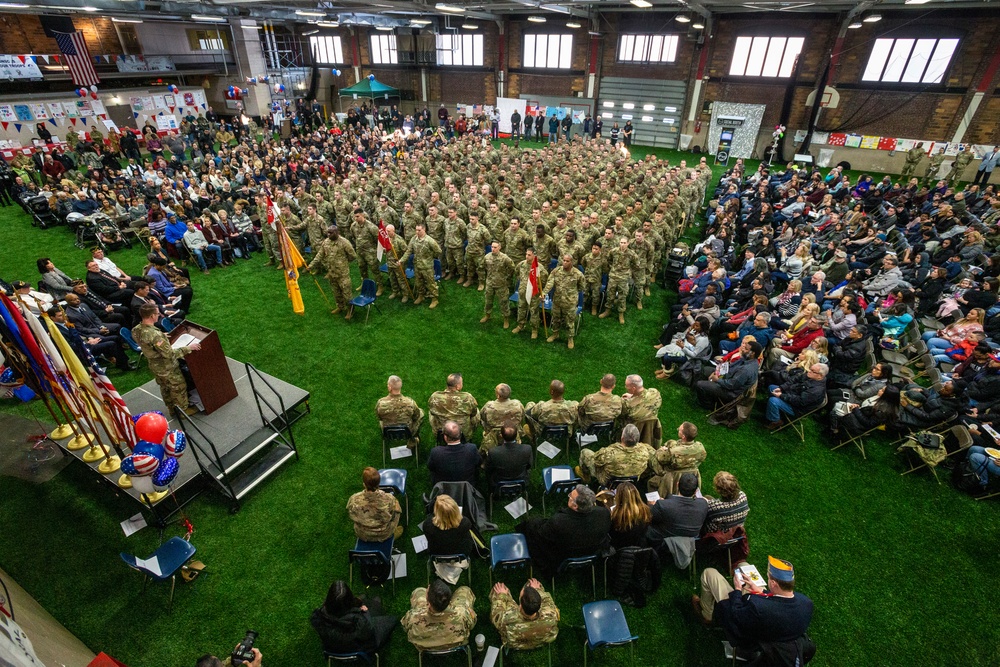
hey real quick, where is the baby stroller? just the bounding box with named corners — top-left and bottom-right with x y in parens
top-left (23, 195), bottom-right (61, 229)
top-left (69, 212), bottom-right (130, 252)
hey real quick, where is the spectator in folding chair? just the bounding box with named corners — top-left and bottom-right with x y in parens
top-left (347, 467), bottom-right (402, 542)
top-left (899, 380), bottom-right (964, 430)
top-left (694, 340), bottom-right (762, 410)
top-left (829, 384), bottom-right (902, 438)
top-left (311, 579), bottom-right (399, 656)
top-left (183, 222), bottom-right (224, 275)
top-left (577, 373), bottom-right (624, 433)
top-left (524, 379), bottom-right (578, 442)
top-left (427, 373), bottom-right (480, 441)
top-left (518, 484), bottom-right (611, 578)
top-left (427, 421), bottom-right (481, 487)
top-left (490, 578), bottom-right (560, 651)
top-left (480, 384), bottom-right (525, 453)
top-left (646, 473), bottom-right (707, 547)
top-left (484, 426), bottom-right (533, 488)
top-left (401, 579), bottom-right (476, 652)
top-left (576, 423), bottom-right (653, 487)
top-left (648, 422), bottom-right (707, 498)
top-left (621, 374), bottom-right (662, 447)
top-left (376, 375), bottom-right (424, 450)
top-left (764, 363), bottom-right (828, 431)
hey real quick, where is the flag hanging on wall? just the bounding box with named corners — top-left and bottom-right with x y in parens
top-left (53, 30), bottom-right (100, 87)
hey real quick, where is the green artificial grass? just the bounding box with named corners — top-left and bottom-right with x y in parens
top-left (0, 144), bottom-right (995, 667)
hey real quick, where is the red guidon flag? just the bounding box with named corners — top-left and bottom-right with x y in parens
top-left (265, 195), bottom-right (281, 229)
top-left (376, 220), bottom-right (392, 262)
top-left (525, 255), bottom-right (540, 305)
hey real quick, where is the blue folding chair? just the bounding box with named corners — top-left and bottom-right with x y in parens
top-left (548, 258), bottom-right (558, 270)
top-left (417, 644), bottom-right (472, 667)
top-left (553, 554), bottom-right (599, 600)
top-left (574, 291), bottom-right (585, 334)
top-left (349, 536), bottom-right (396, 596)
top-left (582, 600), bottom-right (638, 666)
top-left (325, 650), bottom-right (379, 666)
top-left (489, 533), bottom-right (532, 586)
top-left (349, 278), bottom-right (381, 324)
top-left (537, 423), bottom-right (571, 462)
top-left (489, 478), bottom-right (528, 520)
top-left (542, 465), bottom-right (579, 514)
top-left (378, 468), bottom-right (409, 525)
top-left (120, 536), bottom-right (196, 610)
top-left (381, 425), bottom-right (416, 466)
top-left (598, 273), bottom-right (609, 311)
top-left (159, 317), bottom-right (176, 333)
top-left (509, 280), bottom-right (520, 308)
top-left (405, 256), bottom-right (416, 280)
top-left (120, 327), bottom-right (142, 354)
top-left (433, 258), bottom-right (442, 282)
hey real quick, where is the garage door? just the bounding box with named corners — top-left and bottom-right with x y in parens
top-left (597, 77), bottom-right (685, 149)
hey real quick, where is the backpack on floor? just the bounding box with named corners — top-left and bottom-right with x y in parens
top-left (952, 459), bottom-right (984, 495)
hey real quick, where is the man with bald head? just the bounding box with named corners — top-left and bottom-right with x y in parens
top-left (524, 379), bottom-right (579, 441)
top-left (622, 374), bottom-right (663, 447)
top-left (480, 383), bottom-right (525, 453)
top-left (375, 375), bottom-right (424, 448)
top-left (428, 372), bottom-right (481, 439)
top-left (578, 374), bottom-right (624, 432)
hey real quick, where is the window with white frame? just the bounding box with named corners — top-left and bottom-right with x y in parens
top-left (523, 34), bottom-right (573, 69)
top-left (729, 36), bottom-right (804, 77)
top-left (617, 34), bottom-right (679, 63)
top-left (436, 33), bottom-right (484, 66)
top-left (309, 35), bottom-right (344, 64)
top-left (861, 37), bottom-right (959, 84)
top-left (370, 34), bottom-right (398, 65)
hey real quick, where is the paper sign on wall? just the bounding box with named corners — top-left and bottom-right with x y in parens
top-left (30, 104), bottom-right (49, 120)
top-left (0, 105), bottom-right (16, 123)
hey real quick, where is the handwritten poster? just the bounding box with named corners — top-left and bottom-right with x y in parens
top-left (47, 103), bottom-right (66, 119)
top-left (0, 105), bottom-right (16, 123)
top-left (30, 104), bottom-right (49, 120)
top-left (13, 105), bottom-right (34, 121)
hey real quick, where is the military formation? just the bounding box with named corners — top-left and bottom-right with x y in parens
top-left (267, 136), bottom-right (709, 346)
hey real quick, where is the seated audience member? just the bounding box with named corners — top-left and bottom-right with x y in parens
top-left (765, 363), bottom-right (829, 430)
top-left (71, 280), bottom-right (131, 327)
top-left (147, 255), bottom-right (193, 313)
top-left (64, 292), bottom-right (120, 335)
top-left (826, 324), bottom-right (869, 386)
top-left (648, 422), bottom-right (707, 497)
top-left (621, 374), bottom-right (663, 447)
top-left (518, 484), bottom-right (611, 577)
top-left (489, 578), bottom-right (559, 651)
top-left (899, 380), bottom-right (964, 430)
top-left (577, 373), bottom-right (624, 432)
top-left (830, 383), bottom-right (902, 437)
top-left (767, 315), bottom-right (826, 368)
top-left (524, 379), bottom-right (579, 440)
top-left (721, 310), bottom-right (775, 354)
top-left (347, 467), bottom-right (401, 543)
top-left (37, 257), bottom-right (75, 298)
top-left (694, 556), bottom-right (814, 650)
top-left (131, 279), bottom-right (184, 325)
top-left (427, 420), bottom-right (480, 486)
top-left (654, 317), bottom-right (712, 379)
top-left (484, 425), bottom-right (532, 488)
top-left (90, 247), bottom-right (141, 282)
top-left (646, 473), bottom-right (709, 545)
top-left (427, 373), bottom-right (481, 439)
top-left (49, 308), bottom-right (132, 372)
top-left (310, 580), bottom-right (398, 655)
top-left (423, 494), bottom-right (475, 585)
top-left (608, 481), bottom-right (651, 549)
top-left (85, 258), bottom-right (134, 304)
top-left (183, 221), bottom-right (224, 274)
top-left (11, 280), bottom-right (53, 316)
top-left (576, 423), bottom-right (654, 486)
top-left (966, 446), bottom-right (1000, 490)
top-left (701, 471), bottom-right (750, 536)
top-left (147, 236), bottom-right (191, 279)
top-left (479, 383), bottom-right (526, 452)
top-left (401, 579), bottom-right (476, 652)
top-left (375, 374), bottom-right (424, 449)
top-left (694, 340), bottom-right (763, 409)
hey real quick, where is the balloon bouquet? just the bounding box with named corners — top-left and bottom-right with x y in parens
top-left (118, 411), bottom-right (188, 503)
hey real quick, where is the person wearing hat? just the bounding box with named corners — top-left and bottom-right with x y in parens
top-left (11, 280), bottom-right (54, 317)
top-left (694, 555), bottom-right (814, 646)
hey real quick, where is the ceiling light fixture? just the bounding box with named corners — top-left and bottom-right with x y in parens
top-left (674, 13), bottom-right (691, 23)
top-left (630, 0), bottom-right (652, 7)
top-left (435, 3), bottom-right (465, 12)
top-left (862, 13), bottom-right (882, 22)
top-left (317, 21), bottom-right (340, 27)
top-left (375, 25), bottom-right (393, 30)
top-left (527, 16), bottom-right (546, 22)
top-left (112, 16), bottom-right (143, 22)
top-left (303, 29), bottom-right (319, 35)
top-left (566, 21), bottom-right (581, 28)
top-left (410, 18), bottom-right (432, 25)
top-left (847, 21), bottom-right (862, 28)
top-left (0, 2), bottom-right (30, 8)
top-left (904, 0), bottom-right (931, 3)
top-left (295, 10), bottom-right (325, 17)
top-left (461, 23), bottom-right (477, 29)
top-left (692, 21), bottom-right (705, 29)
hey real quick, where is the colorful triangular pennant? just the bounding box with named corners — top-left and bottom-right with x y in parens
top-left (48, 118), bottom-right (58, 128)
top-left (70, 118), bottom-right (77, 126)
top-left (40, 54), bottom-right (49, 64)
top-left (29, 55), bottom-right (37, 64)
top-left (52, 55), bottom-right (60, 64)
top-left (17, 55), bottom-right (25, 64)
top-left (1, 122), bottom-right (7, 131)
top-left (133, 112), bottom-right (139, 119)
top-left (13, 123), bottom-right (21, 132)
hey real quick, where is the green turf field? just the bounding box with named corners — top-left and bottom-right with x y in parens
top-left (0, 145), bottom-right (994, 666)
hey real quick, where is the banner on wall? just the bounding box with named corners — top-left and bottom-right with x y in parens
top-left (115, 55), bottom-right (176, 72)
top-left (29, 104), bottom-right (49, 120)
top-left (0, 105), bottom-right (16, 123)
top-left (0, 55), bottom-right (43, 80)
top-left (155, 114), bottom-right (178, 131)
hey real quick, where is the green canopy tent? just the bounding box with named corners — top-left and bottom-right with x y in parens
top-left (337, 77), bottom-right (401, 113)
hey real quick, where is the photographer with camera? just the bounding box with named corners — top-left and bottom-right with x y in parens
top-left (196, 631), bottom-right (262, 667)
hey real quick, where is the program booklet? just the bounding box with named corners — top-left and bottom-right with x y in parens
top-left (736, 564), bottom-right (766, 590)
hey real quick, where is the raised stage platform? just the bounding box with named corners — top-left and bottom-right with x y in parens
top-left (58, 357), bottom-right (309, 526)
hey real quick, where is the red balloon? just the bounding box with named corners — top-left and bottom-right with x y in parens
top-left (135, 413), bottom-right (169, 444)
top-left (90, 91), bottom-right (98, 99)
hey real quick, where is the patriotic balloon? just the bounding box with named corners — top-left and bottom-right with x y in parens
top-left (331, 69), bottom-right (341, 76)
top-left (260, 75), bottom-right (269, 83)
top-left (135, 412), bottom-right (169, 444)
top-left (163, 430), bottom-right (187, 458)
top-left (91, 91), bottom-right (98, 100)
top-left (133, 440), bottom-right (166, 463)
top-left (125, 453), bottom-right (160, 476)
top-left (131, 474), bottom-right (156, 495)
top-left (90, 84), bottom-right (98, 92)
top-left (152, 457), bottom-right (179, 491)
top-left (368, 73), bottom-right (375, 82)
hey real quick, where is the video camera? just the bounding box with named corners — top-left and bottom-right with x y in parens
top-left (231, 630), bottom-right (258, 665)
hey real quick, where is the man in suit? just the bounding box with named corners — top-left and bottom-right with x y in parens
top-left (85, 259), bottom-right (134, 305)
top-left (973, 146), bottom-right (999, 187)
top-left (518, 484), bottom-right (611, 577)
top-left (427, 420), bottom-right (481, 486)
top-left (484, 425), bottom-right (533, 488)
top-left (49, 308), bottom-right (133, 372)
top-left (70, 280), bottom-right (131, 328)
top-left (64, 293), bottom-right (120, 336)
top-left (646, 473), bottom-right (709, 543)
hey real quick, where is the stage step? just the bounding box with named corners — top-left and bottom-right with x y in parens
top-left (217, 428), bottom-right (281, 474)
top-left (228, 444), bottom-right (297, 502)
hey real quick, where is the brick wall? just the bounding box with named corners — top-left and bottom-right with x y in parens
top-left (0, 15), bottom-right (121, 56)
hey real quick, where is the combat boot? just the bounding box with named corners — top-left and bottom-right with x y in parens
top-left (591, 305), bottom-right (597, 316)
top-left (619, 313), bottom-right (625, 324)
top-left (636, 301), bottom-right (643, 310)
top-left (401, 295), bottom-right (409, 304)
top-left (375, 285), bottom-right (384, 296)
top-left (480, 314), bottom-right (491, 323)
top-left (503, 317), bottom-right (510, 329)
top-left (511, 325), bottom-right (523, 334)
top-left (477, 283), bottom-right (485, 291)
top-left (546, 334), bottom-right (558, 343)
top-left (429, 298), bottom-right (438, 309)
top-left (599, 310), bottom-right (610, 319)
top-left (531, 330), bottom-right (538, 339)
top-left (567, 337), bottom-right (574, 349)
top-left (413, 296), bottom-right (424, 305)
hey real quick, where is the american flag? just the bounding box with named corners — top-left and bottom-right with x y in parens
top-left (53, 30), bottom-right (100, 87)
top-left (80, 336), bottom-right (137, 448)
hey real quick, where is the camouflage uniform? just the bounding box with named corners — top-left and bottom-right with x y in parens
top-left (622, 387), bottom-right (662, 448)
top-left (946, 149), bottom-right (974, 186)
top-left (425, 213), bottom-right (447, 258)
top-left (900, 146), bottom-right (924, 179)
top-left (524, 397), bottom-right (579, 439)
top-left (489, 585), bottom-right (560, 650)
top-left (428, 390), bottom-right (481, 436)
top-left (134, 322), bottom-right (193, 411)
top-left (483, 250), bottom-right (515, 319)
top-left (261, 216), bottom-right (283, 265)
top-left (543, 265), bottom-right (585, 342)
top-left (402, 586), bottom-right (476, 651)
top-left (631, 236), bottom-right (655, 307)
top-left (480, 398), bottom-right (525, 451)
top-left (605, 245), bottom-right (637, 314)
top-left (287, 213), bottom-right (326, 252)
top-left (924, 152), bottom-right (945, 184)
top-left (376, 393), bottom-right (424, 436)
top-left (308, 236), bottom-right (356, 311)
top-left (444, 216), bottom-right (468, 280)
top-left (401, 209), bottom-right (424, 240)
top-left (504, 226), bottom-right (531, 265)
top-left (577, 391), bottom-right (623, 432)
top-left (514, 260), bottom-right (548, 335)
top-left (351, 217), bottom-right (380, 281)
top-left (580, 251), bottom-right (606, 312)
top-left (579, 441), bottom-right (656, 485)
top-left (647, 439), bottom-right (707, 497)
top-left (382, 234), bottom-right (409, 299)
top-left (402, 234), bottom-right (441, 302)
top-left (465, 222), bottom-right (493, 287)
top-left (346, 489), bottom-right (401, 542)
top-left (532, 234), bottom-right (558, 268)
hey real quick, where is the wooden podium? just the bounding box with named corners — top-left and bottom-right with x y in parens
top-left (169, 320), bottom-right (238, 414)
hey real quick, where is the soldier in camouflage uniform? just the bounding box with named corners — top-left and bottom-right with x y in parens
top-left (375, 375), bottom-right (424, 447)
top-left (346, 466), bottom-right (402, 541)
top-left (401, 580), bottom-right (476, 652)
top-left (481, 241), bottom-right (515, 328)
top-left (443, 207), bottom-right (468, 281)
top-left (576, 423), bottom-right (654, 485)
top-left (464, 212), bottom-right (493, 289)
top-left (489, 579), bottom-right (559, 650)
top-left (308, 225), bottom-right (357, 318)
top-left (525, 379), bottom-right (579, 440)
top-left (900, 142), bottom-right (925, 180)
top-left (402, 223), bottom-right (441, 307)
top-left (428, 372), bottom-right (480, 438)
top-left (622, 374), bottom-right (662, 448)
top-left (532, 225), bottom-right (558, 269)
top-left (503, 218), bottom-right (530, 266)
top-left (480, 383), bottom-right (525, 452)
top-left (580, 241), bottom-right (606, 316)
top-left (400, 200), bottom-right (423, 240)
top-left (923, 149), bottom-right (946, 185)
top-left (543, 254), bottom-right (585, 349)
top-left (632, 230), bottom-right (655, 309)
top-left (286, 203), bottom-right (327, 254)
top-left (134, 303), bottom-right (200, 414)
top-left (647, 422), bottom-right (706, 498)
top-left (946, 146), bottom-right (974, 186)
top-left (255, 195), bottom-right (283, 266)
top-left (380, 224), bottom-right (409, 300)
top-left (425, 205), bottom-right (447, 259)
top-left (350, 208), bottom-right (380, 283)
top-left (600, 237), bottom-right (637, 324)
top-left (511, 248), bottom-right (548, 339)
top-left (577, 373), bottom-right (623, 432)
